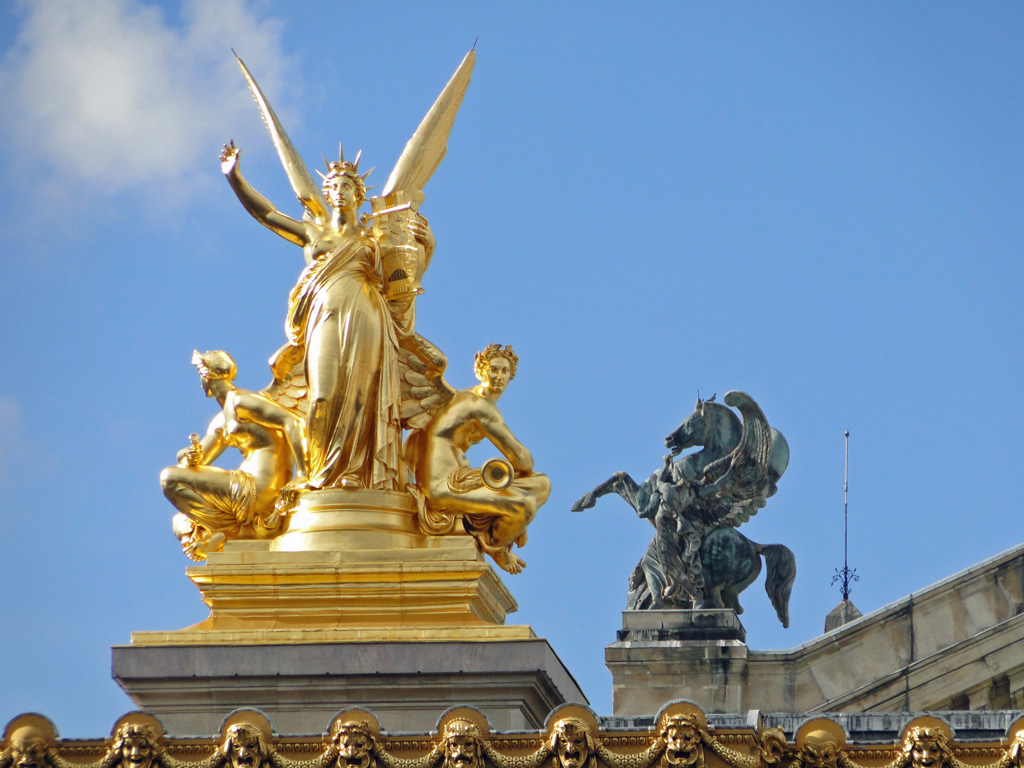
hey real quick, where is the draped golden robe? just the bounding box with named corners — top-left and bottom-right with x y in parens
top-left (285, 231), bottom-right (403, 491)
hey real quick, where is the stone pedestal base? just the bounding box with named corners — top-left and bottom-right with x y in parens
top-left (614, 609), bottom-right (746, 643)
top-left (606, 610), bottom-right (749, 716)
top-left (116, 491), bottom-right (585, 735)
top-left (134, 489), bottom-right (530, 643)
top-left (112, 639), bottom-right (586, 736)
top-left (129, 537), bottom-right (526, 644)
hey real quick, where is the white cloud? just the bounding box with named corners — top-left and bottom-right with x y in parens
top-left (0, 0), bottom-right (292, 194)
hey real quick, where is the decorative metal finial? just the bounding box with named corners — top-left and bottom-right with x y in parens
top-left (831, 429), bottom-right (859, 600)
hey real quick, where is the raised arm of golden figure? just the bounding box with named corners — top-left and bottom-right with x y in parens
top-left (220, 141), bottom-right (309, 249)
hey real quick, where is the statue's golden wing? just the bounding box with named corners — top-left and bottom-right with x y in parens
top-left (398, 334), bottom-right (456, 430)
top-left (381, 47), bottom-right (476, 197)
top-left (261, 343), bottom-right (308, 417)
top-left (235, 53), bottom-right (329, 225)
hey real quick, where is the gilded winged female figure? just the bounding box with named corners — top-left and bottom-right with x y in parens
top-left (221, 143), bottom-right (423, 490)
top-left (220, 51), bottom-right (473, 492)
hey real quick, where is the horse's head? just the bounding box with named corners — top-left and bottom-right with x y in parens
top-left (665, 394), bottom-right (716, 455)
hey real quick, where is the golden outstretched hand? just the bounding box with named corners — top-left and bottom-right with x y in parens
top-left (220, 140), bottom-right (240, 175)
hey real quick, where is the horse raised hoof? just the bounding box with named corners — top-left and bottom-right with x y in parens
top-left (570, 493), bottom-right (595, 512)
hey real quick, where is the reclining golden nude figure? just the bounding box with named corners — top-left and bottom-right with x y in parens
top-left (405, 345), bottom-right (550, 573)
top-left (160, 351), bottom-right (304, 559)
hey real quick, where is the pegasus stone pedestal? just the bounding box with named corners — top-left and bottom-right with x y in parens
top-left (606, 609), bottom-right (749, 716)
top-left (114, 491), bottom-right (585, 735)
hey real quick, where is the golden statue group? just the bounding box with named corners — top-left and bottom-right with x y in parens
top-left (160, 49), bottom-right (549, 574)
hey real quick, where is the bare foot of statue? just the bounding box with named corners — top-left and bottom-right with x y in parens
top-left (181, 537), bottom-right (205, 563)
top-left (272, 476), bottom-right (308, 522)
top-left (184, 531), bottom-right (227, 561)
top-left (492, 548), bottom-right (526, 575)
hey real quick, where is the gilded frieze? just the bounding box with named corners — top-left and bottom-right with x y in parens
top-left (6, 708), bottom-right (1024, 768)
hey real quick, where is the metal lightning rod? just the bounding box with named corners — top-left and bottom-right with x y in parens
top-left (832, 429), bottom-right (859, 600)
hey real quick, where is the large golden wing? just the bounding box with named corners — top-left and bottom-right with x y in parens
top-left (260, 343), bottom-right (308, 417)
top-left (381, 47), bottom-right (476, 197)
top-left (235, 53), bottom-right (329, 225)
top-left (398, 334), bottom-right (456, 430)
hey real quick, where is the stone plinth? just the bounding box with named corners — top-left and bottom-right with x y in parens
top-left (606, 610), bottom-right (749, 716)
top-left (112, 638), bottom-right (586, 735)
top-left (615, 609), bottom-right (746, 643)
top-left (133, 490), bottom-right (531, 643)
top-left (116, 492), bottom-right (586, 735)
top-left (131, 538), bottom-right (526, 643)
top-left (272, 487), bottom-right (426, 551)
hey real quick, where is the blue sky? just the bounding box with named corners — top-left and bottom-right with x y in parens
top-left (1, 1), bottom-right (1022, 738)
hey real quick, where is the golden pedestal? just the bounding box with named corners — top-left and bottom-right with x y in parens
top-left (116, 491), bottom-right (585, 735)
top-left (132, 489), bottom-right (533, 645)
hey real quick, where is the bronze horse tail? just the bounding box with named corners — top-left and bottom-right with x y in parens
top-left (757, 541), bottom-right (796, 628)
